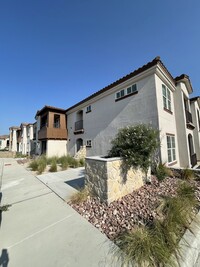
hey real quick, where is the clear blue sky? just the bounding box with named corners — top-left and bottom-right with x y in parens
top-left (0, 0), bottom-right (200, 135)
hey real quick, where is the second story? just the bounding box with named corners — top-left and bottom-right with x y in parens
top-left (35, 105), bottom-right (67, 140)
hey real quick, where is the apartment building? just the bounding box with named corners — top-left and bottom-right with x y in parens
top-left (9, 123), bottom-right (34, 155)
top-left (0, 135), bottom-right (9, 150)
top-left (66, 57), bottom-right (198, 168)
top-left (35, 105), bottom-right (67, 157)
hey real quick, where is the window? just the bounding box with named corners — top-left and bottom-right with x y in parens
top-left (162, 84), bottom-right (172, 111)
top-left (86, 140), bottom-right (92, 147)
top-left (86, 105), bottom-right (91, 113)
top-left (115, 83), bottom-right (137, 100)
top-left (167, 135), bottom-right (176, 163)
top-left (54, 114), bottom-right (60, 128)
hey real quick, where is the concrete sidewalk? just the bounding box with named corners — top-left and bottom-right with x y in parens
top-left (0, 158), bottom-right (119, 267)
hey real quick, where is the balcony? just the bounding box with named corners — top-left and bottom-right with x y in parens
top-left (185, 110), bottom-right (195, 129)
top-left (74, 120), bottom-right (84, 134)
top-left (191, 153), bottom-right (197, 168)
top-left (38, 126), bottom-right (67, 140)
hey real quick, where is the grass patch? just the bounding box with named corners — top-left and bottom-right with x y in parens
top-left (154, 163), bottom-right (173, 181)
top-left (28, 160), bottom-right (38, 171)
top-left (79, 158), bottom-right (85, 167)
top-left (181, 168), bottom-right (195, 181)
top-left (49, 160), bottom-right (57, 172)
top-left (114, 181), bottom-right (198, 267)
top-left (37, 155), bottom-right (47, 174)
top-left (70, 187), bottom-right (90, 204)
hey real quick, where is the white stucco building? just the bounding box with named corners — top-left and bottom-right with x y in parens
top-left (66, 57), bottom-right (198, 168)
top-left (9, 123), bottom-right (34, 155)
top-left (0, 135), bottom-right (9, 150)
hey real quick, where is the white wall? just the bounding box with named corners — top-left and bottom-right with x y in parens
top-left (155, 75), bottom-right (180, 167)
top-left (47, 140), bottom-right (67, 157)
top-left (0, 138), bottom-right (9, 150)
top-left (67, 73), bottom-right (159, 157)
top-left (191, 101), bottom-right (200, 161)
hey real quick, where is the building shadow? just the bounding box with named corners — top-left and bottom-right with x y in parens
top-left (65, 177), bottom-right (85, 190)
top-left (0, 249), bottom-right (9, 267)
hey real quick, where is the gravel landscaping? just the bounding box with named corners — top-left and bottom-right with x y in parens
top-left (70, 176), bottom-right (200, 240)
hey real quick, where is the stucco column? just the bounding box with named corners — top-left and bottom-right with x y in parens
top-left (12, 129), bottom-right (17, 152)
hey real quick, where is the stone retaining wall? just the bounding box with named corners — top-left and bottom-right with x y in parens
top-left (85, 156), bottom-right (145, 204)
top-left (0, 151), bottom-right (15, 158)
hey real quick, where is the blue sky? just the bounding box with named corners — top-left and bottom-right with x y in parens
top-left (0, 0), bottom-right (200, 135)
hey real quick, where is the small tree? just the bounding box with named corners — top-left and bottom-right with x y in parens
top-left (108, 124), bottom-right (160, 176)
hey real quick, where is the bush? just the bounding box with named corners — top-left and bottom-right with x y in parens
top-left (155, 163), bottom-right (173, 181)
top-left (181, 168), bottom-right (195, 181)
top-left (79, 158), bottom-right (85, 167)
top-left (114, 181), bottom-right (198, 267)
top-left (49, 160), bottom-right (57, 172)
top-left (59, 156), bottom-right (69, 170)
top-left (28, 160), bottom-right (39, 171)
top-left (47, 156), bottom-right (59, 165)
top-left (37, 156), bottom-right (47, 174)
top-left (108, 124), bottom-right (160, 174)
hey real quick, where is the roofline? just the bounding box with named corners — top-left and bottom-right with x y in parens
top-left (175, 74), bottom-right (193, 94)
top-left (66, 56), bottom-right (175, 113)
top-left (36, 105), bottom-right (66, 117)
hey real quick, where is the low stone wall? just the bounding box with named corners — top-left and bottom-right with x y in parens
top-left (85, 156), bottom-right (145, 204)
top-left (0, 151), bottom-right (15, 158)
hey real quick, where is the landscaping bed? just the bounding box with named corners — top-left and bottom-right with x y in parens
top-left (70, 175), bottom-right (200, 241)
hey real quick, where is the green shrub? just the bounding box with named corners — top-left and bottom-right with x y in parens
top-left (79, 158), bottom-right (85, 167)
top-left (49, 160), bottom-right (57, 172)
top-left (108, 124), bottom-right (160, 174)
top-left (47, 156), bottom-right (59, 165)
top-left (28, 160), bottom-right (38, 171)
top-left (114, 181), bottom-right (198, 267)
top-left (181, 168), bottom-right (195, 181)
top-left (37, 156), bottom-right (47, 174)
top-left (59, 156), bottom-right (69, 170)
top-left (155, 163), bottom-right (173, 181)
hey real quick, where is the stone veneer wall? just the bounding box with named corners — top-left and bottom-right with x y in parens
top-left (85, 156), bottom-right (145, 204)
top-left (74, 145), bottom-right (86, 159)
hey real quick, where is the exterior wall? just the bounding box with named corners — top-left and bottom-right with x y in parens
top-left (67, 73), bottom-right (159, 157)
top-left (11, 129), bottom-right (17, 152)
top-left (0, 138), bottom-right (9, 150)
top-left (46, 140), bottom-right (67, 157)
top-left (174, 83), bottom-right (195, 167)
top-left (85, 156), bottom-right (145, 204)
top-left (154, 75), bottom-right (180, 167)
top-left (21, 126), bottom-right (27, 155)
top-left (191, 101), bottom-right (200, 161)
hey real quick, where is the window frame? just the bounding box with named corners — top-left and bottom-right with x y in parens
top-left (86, 140), bottom-right (92, 147)
top-left (86, 105), bottom-right (92, 113)
top-left (162, 84), bottom-right (172, 113)
top-left (115, 83), bottom-right (138, 101)
top-left (166, 134), bottom-right (176, 163)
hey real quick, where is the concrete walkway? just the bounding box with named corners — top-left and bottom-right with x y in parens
top-left (0, 158), bottom-right (119, 267)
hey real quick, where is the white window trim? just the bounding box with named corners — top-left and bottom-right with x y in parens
top-left (115, 83), bottom-right (137, 100)
top-left (167, 134), bottom-right (176, 163)
top-left (86, 105), bottom-right (91, 113)
top-left (86, 140), bottom-right (92, 147)
top-left (162, 84), bottom-right (172, 112)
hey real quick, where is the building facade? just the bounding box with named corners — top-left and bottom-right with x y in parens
top-left (0, 135), bottom-right (9, 150)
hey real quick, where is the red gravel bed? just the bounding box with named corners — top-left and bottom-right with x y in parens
top-left (70, 176), bottom-right (200, 240)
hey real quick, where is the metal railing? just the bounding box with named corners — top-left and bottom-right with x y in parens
top-left (185, 110), bottom-right (193, 123)
top-left (75, 120), bottom-right (83, 131)
top-left (191, 153), bottom-right (197, 167)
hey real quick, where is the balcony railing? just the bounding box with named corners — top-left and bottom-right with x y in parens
top-left (191, 153), bottom-right (197, 168)
top-left (185, 110), bottom-right (193, 123)
top-left (75, 120), bottom-right (83, 132)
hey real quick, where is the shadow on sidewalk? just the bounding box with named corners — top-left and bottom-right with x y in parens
top-left (65, 177), bottom-right (85, 190)
top-left (0, 249), bottom-right (9, 267)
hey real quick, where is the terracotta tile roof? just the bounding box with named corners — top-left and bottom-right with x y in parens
top-left (175, 74), bottom-right (193, 93)
top-left (36, 105), bottom-right (66, 116)
top-left (66, 56), bottom-right (174, 112)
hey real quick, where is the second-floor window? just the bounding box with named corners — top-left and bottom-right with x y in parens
top-left (54, 114), bottom-right (60, 128)
top-left (162, 84), bottom-right (171, 112)
top-left (86, 105), bottom-right (91, 113)
top-left (115, 83), bottom-right (137, 101)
